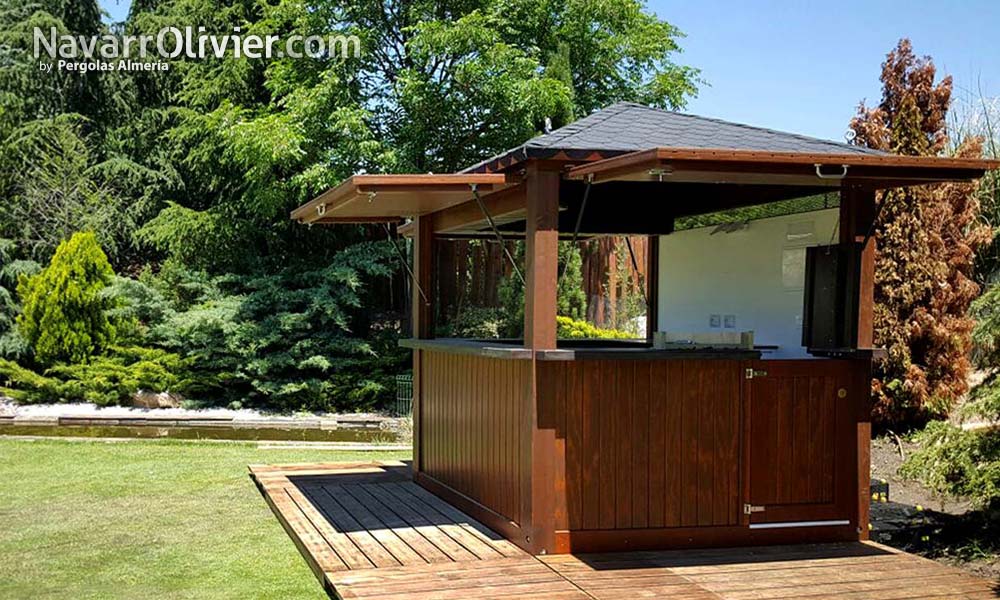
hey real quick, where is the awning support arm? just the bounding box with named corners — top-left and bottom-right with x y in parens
top-left (382, 223), bottom-right (430, 306)
top-left (570, 174), bottom-right (594, 246)
top-left (861, 193), bottom-right (889, 249)
top-left (624, 236), bottom-right (649, 308)
top-left (471, 184), bottom-right (525, 285)
top-left (558, 175), bottom-right (594, 282)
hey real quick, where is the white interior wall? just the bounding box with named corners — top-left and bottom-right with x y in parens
top-left (657, 208), bottom-right (839, 359)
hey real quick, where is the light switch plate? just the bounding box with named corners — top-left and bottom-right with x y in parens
top-left (724, 314), bottom-right (736, 329)
top-left (709, 314), bottom-right (721, 328)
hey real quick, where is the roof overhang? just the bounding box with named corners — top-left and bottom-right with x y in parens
top-left (565, 147), bottom-right (999, 187)
top-left (290, 173), bottom-right (518, 224)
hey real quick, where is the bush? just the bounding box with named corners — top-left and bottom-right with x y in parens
top-left (146, 242), bottom-right (408, 412)
top-left (440, 307), bottom-right (507, 339)
top-left (17, 233), bottom-right (117, 365)
top-left (0, 346), bottom-right (193, 406)
top-left (901, 421), bottom-right (1000, 510)
top-left (556, 316), bottom-right (634, 340)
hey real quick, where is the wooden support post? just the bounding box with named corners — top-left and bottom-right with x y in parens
top-left (839, 183), bottom-right (876, 540)
top-left (521, 163), bottom-right (560, 554)
top-left (839, 184), bottom-right (876, 348)
top-left (524, 164), bottom-right (560, 350)
top-left (411, 215), bottom-right (434, 479)
top-left (646, 235), bottom-right (660, 343)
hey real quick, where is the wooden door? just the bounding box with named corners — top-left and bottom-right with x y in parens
top-left (744, 360), bottom-right (854, 525)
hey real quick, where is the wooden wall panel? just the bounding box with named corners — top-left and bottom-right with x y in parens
top-left (544, 359), bottom-right (743, 532)
top-left (420, 351), bottom-right (528, 525)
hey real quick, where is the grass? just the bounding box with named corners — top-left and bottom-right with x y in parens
top-left (0, 437), bottom-right (409, 599)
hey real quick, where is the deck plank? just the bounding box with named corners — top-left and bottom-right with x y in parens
top-left (284, 484), bottom-right (375, 570)
top-left (251, 463), bottom-right (999, 600)
top-left (340, 484), bottom-right (452, 564)
top-left (380, 482), bottom-right (506, 560)
top-left (302, 485), bottom-right (402, 568)
top-left (320, 486), bottom-right (428, 567)
top-left (358, 482), bottom-right (478, 562)
top-left (394, 480), bottom-right (523, 557)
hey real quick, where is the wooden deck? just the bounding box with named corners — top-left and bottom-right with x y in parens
top-left (249, 462), bottom-right (999, 600)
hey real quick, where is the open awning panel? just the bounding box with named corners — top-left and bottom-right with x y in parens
top-left (290, 173), bottom-right (517, 224)
top-left (565, 147), bottom-right (999, 188)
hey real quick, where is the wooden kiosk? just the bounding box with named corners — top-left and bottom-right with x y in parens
top-left (292, 102), bottom-right (997, 556)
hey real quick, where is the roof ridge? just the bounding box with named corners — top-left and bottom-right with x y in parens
top-left (527, 102), bottom-right (634, 148)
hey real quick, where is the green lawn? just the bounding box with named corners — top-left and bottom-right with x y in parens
top-left (0, 437), bottom-right (409, 599)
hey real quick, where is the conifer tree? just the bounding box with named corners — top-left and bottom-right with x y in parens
top-left (851, 40), bottom-right (990, 426)
top-left (17, 232), bottom-right (117, 365)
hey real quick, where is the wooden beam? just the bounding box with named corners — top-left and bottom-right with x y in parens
top-left (432, 184), bottom-right (527, 234)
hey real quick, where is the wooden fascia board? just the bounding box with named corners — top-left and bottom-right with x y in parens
top-left (290, 173), bottom-right (514, 224)
top-left (565, 147), bottom-right (999, 185)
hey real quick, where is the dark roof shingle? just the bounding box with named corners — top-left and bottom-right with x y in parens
top-left (464, 102), bottom-right (882, 172)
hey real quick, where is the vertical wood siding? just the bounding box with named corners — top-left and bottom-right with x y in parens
top-left (420, 351), bottom-right (528, 525)
top-left (542, 359), bottom-right (743, 532)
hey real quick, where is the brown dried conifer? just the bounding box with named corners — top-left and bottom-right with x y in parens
top-left (850, 39), bottom-right (989, 427)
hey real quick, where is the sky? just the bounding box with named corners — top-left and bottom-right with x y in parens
top-left (649, 0), bottom-right (1000, 141)
top-left (98, 0), bottom-right (999, 143)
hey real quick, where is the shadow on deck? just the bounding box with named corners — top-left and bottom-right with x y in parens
top-left (249, 462), bottom-right (999, 600)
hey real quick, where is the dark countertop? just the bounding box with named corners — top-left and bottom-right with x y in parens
top-left (399, 338), bottom-right (761, 361)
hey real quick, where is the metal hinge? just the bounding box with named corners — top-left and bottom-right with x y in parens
top-left (743, 503), bottom-right (765, 515)
top-left (745, 368), bottom-right (767, 379)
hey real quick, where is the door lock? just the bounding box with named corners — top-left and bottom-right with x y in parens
top-left (743, 503), bottom-right (765, 515)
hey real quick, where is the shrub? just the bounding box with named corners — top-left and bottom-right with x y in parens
top-left (556, 316), bottom-right (634, 340)
top-left (0, 346), bottom-right (193, 406)
top-left (901, 421), bottom-right (1000, 510)
top-left (441, 307), bottom-right (507, 339)
top-left (17, 232), bottom-right (117, 365)
top-left (0, 238), bottom-right (39, 360)
top-left (0, 358), bottom-right (62, 402)
top-left (146, 242), bottom-right (408, 412)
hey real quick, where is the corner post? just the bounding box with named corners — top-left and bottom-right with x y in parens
top-left (524, 165), bottom-right (560, 350)
top-left (411, 215), bottom-right (434, 479)
top-left (840, 183), bottom-right (876, 540)
top-left (522, 162), bottom-right (560, 554)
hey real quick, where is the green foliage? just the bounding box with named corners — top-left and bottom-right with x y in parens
top-left (0, 347), bottom-right (191, 406)
top-left (0, 0), bottom-right (699, 412)
top-left (442, 307), bottom-right (508, 339)
top-left (900, 255), bottom-right (1000, 512)
top-left (558, 244), bottom-right (587, 320)
top-left (0, 239), bottom-right (39, 359)
top-left (144, 242), bottom-right (408, 411)
top-left (972, 280), bottom-right (1000, 429)
top-left (556, 316), bottom-right (634, 340)
top-left (901, 421), bottom-right (1000, 509)
top-left (17, 233), bottom-right (117, 366)
top-left (675, 194), bottom-right (839, 231)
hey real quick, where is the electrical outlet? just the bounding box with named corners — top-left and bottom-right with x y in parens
top-left (724, 314), bottom-right (736, 329)
top-left (709, 314), bottom-right (721, 328)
